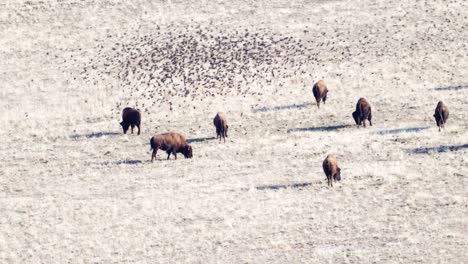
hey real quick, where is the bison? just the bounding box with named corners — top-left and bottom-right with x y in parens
top-left (312, 80), bottom-right (329, 108)
top-left (213, 112), bottom-right (229, 142)
top-left (322, 155), bottom-right (341, 187)
top-left (433, 101), bottom-right (449, 131)
top-left (120, 107), bottom-right (141, 135)
top-left (150, 132), bottom-right (193, 161)
top-left (352, 98), bottom-right (372, 127)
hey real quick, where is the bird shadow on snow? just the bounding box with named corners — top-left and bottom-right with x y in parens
top-left (187, 137), bottom-right (216, 144)
top-left (408, 144), bottom-right (468, 154)
top-left (433, 84), bottom-right (468, 91)
top-left (252, 102), bottom-right (311, 113)
top-left (373, 126), bottom-right (430, 135)
top-left (287, 125), bottom-right (351, 133)
top-left (256, 182), bottom-right (313, 191)
top-left (70, 131), bottom-right (120, 139)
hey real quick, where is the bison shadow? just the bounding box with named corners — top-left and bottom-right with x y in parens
top-left (374, 126), bottom-right (430, 135)
top-left (433, 84), bottom-right (468, 91)
top-left (256, 182), bottom-right (313, 191)
top-left (114, 159), bottom-right (143, 165)
top-left (253, 102), bottom-right (311, 113)
top-left (408, 144), bottom-right (468, 154)
top-left (287, 125), bottom-right (351, 133)
top-left (99, 159), bottom-right (143, 165)
top-left (71, 132), bottom-right (120, 139)
top-left (187, 137), bottom-right (216, 144)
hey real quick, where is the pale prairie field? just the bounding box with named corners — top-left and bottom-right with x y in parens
top-left (0, 0), bottom-right (467, 263)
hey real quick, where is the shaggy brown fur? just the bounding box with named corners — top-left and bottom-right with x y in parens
top-left (213, 112), bottom-right (229, 142)
top-left (434, 101), bottom-right (449, 131)
top-left (150, 133), bottom-right (193, 161)
top-left (312, 80), bottom-right (328, 108)
top-left (120, 107), bottom-right (141, 135)
top-left (352, 98), bottom-right (372, 127)
top-left (322, 155), bottom-right (341, 187)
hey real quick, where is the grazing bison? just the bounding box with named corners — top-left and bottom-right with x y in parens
top-left (213, 112), bottom-right (229, 142)
top-left (312, 80), bottom-right (329, 108)
top-left (322, 155), bottom-right (341, 187)
top-left (352, 98), bottom-right (372, 127)
top-left (434, 101), bottom-right (449, 131)
top-left (150, 132), bottom-right (193, 161)
top-left (120, 107), bottom-right (141, 135)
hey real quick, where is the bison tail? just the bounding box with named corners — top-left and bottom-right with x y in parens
top-left (327, 163), bottom-right (333, 174)
top-left (312, 85), bottom-right (319, 99)
top-left (439, 109), bottom-right (444, 124)
top-left (323, 161), bottom-right (332, 176)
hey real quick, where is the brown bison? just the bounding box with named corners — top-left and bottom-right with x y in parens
top-left (150, 133), bottom-right (193, 161)
top-left (322, 155), bottom-right (341, 187)
top-left (120, 107), bottom-right (141, 135)
top-left (213, 112), bottom-right (229, 142)
top-left (352, 98), bottom-right (372, 127)
top-left (312, 80), bottom-right (329, 108)
top-left (434, 101), bottom-right (449, 131)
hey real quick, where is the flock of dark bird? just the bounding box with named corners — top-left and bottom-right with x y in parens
top-left (82, 24), bottom-right (317, 115)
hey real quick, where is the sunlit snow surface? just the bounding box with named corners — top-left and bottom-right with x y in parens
top-left (1, 0), bottom-right (467, 262)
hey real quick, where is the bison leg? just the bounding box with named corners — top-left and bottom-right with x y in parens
top-left (323, 94), bottom-right (327, 104)
top-left (166, 150), bottom-right (171, 160)
top-left (316, 100), bottom-right (320, 108)
top-left (130, 124), bottom-right (135, 134)
top-left (137, 125), bottom-right (140, 135)
top-left (151, 149), bottom-right (158, 162)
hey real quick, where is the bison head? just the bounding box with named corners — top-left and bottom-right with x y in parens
top-left (352, 111), bottom-right (359, 125)
top-left (181, 145), bottom-right (193, 159)
top-left (335, 168), bottom-right (341, 181)
top-left (120, 121), bottom-right (130, 134)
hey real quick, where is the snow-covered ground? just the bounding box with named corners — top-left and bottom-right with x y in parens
top-left (1, 0), bottom-right (467, 262)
